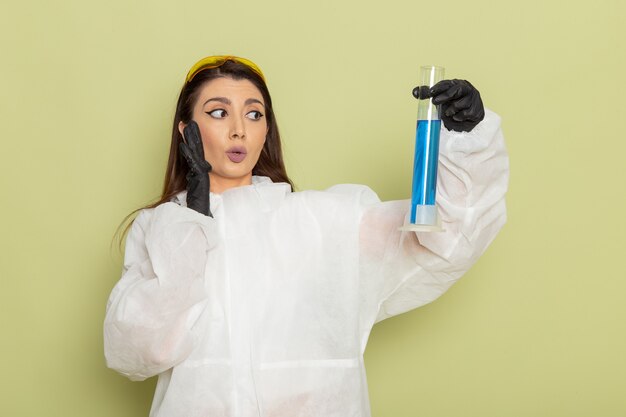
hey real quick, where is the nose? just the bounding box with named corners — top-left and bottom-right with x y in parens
top-left (229, 115), bottom-right (246, 140)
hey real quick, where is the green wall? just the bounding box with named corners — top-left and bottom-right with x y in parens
top-left (1, 0), bottom-right (625, 415)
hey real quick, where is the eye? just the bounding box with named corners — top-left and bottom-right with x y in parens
top-left (246, 110), bottom-right (264, 120)
top-left (207, 109), bottom-right (227, 118)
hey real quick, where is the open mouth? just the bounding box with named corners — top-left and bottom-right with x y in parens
top-left (226, 147), bottom-right (247, 163)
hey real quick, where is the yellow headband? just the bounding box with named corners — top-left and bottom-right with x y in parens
top-left (185, 55), bottom-right (266, 83)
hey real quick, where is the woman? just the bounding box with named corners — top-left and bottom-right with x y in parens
top-left (104, 56), bottom-right (508, 417)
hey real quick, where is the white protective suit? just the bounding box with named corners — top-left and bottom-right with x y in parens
top-left (104, 109), bottom-right (508, 417)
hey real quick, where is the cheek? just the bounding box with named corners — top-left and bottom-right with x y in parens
top-left (198, 125), bottom-right (221, 155)
top-left (252, 133), bottom-right (267, 156)
top-left (252, 122), bottom-right (268, 147)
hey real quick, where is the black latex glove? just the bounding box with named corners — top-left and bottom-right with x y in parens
top-left (179, 121), bottom-right (213, 217)
top-left (412, 79), bottom-right (485, 132)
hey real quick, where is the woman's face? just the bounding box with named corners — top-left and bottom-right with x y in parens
top-left (179, 77), bottom-right (268, 194)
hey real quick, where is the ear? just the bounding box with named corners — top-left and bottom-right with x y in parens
top-left (178, 121), bottom-right (186, 138)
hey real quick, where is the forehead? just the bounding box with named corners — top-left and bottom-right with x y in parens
top-left (196, 77), bottom-right (264, 103)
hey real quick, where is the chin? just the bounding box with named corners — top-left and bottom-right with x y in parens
top-left (214, 170), bottom-right (253, 181)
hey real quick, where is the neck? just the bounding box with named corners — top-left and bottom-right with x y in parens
top-left (209, 173), bottom-right (253, 194)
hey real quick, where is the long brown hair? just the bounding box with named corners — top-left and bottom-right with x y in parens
top-left (115, 59), bottom-right (294, 247)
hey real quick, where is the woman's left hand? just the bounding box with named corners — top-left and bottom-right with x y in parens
top-left (412, 79), bottom-right (485, 132)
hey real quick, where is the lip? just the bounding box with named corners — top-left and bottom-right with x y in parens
top-left (226, 146), bottom-right (247, 163)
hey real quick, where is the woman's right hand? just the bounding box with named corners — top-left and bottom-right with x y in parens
top-left (179, 121), bottom-right (213, 217)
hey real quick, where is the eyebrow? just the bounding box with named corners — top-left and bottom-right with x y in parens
top-left (203, 97), bottom-right (265, 107)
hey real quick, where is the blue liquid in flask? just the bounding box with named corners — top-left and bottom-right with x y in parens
top-left (410, 119), bottom-right (441, 223)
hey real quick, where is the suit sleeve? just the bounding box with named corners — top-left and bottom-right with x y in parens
top-left (358, 109), bottom-right (509, 324)
top-left (103, 203), bottom-right (217, 380)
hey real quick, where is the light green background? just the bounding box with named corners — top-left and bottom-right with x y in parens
top-left (1, 0), bottom-right (625, 416)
